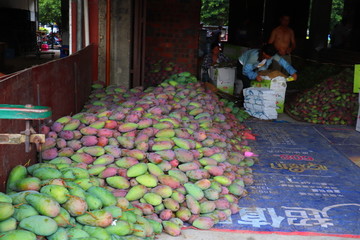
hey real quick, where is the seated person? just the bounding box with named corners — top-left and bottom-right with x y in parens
top-left (238, 44), bottom-right (297, 88)
top-left (201, 43), bottom-right (230, 82)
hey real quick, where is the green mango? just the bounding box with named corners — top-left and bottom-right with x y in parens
top-left (0, 192), bottom-right (12, 203)
top-left (0, 202), bottom-right (14, 221)
top-left (0, 217), bottom-right (17, 232)
top-left (0, 230), bottom-right (36, 240)
top-left (6, 165), bottom-right (27, 193)
top-left (76, 209), bottom-right (113, 227)
top-left (48, 227), bottom-right (69, 240)
top-left (87, 186), bottom-right (117, 207)
top-left (40, 184), bottom-right (69, 204)
top-left (12, 204), bottom-right (38, 221)
top-left (25, 193), bottom-right (60, 217)
top-left (19, 215), bottom-right (58, 236)
top-left (85, 192), bottom-right (103, 210)
top-left (83, 226), bottom-right (111, 240)
top-left (53, 207), bottom-right (71, 227)
top-left (105, 220), bottom-right (132, 236)
top-left (32, 167), bottom-right (62, 180)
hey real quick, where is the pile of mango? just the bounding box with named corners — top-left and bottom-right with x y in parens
top-left (144, 59), bottom-right (185, 86)
top-left (0, 75), bottom-right (255, 239)
top-left (287, 69), bottom-right (359, 125)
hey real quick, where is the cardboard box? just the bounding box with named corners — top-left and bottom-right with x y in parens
top-left (250, 76), bottom-right (287, 113)
top-left (209, 67), bottom-right (236, 95)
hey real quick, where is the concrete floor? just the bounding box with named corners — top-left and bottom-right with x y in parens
top-left (158, 229), bottom-right (355, 240)
top-left (1, 49), bottom-right (60, 74)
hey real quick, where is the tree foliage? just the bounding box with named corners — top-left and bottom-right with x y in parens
top-left (330, 0), bottom-right (344, 31)
top-left (201, 0), bottom-right (229, 26)
top-left (39, 0), bottom-right (61, 26)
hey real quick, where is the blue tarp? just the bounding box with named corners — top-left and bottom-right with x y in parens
top-left (214, 122), bottom-right (360, 237)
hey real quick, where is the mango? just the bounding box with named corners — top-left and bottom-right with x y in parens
top-left (135, 174), bottom-right (158, 188)
top-left (204, 165), bottom-right (224, 176)
top-left (103, 206), bottom-right (122, 218)
top-left (178, 162), bottom-right (199, 171)
top-left (66, 181), bottom-right (86, 199)
top-left (184, 183), bottom-right (204, 201)
top-left (204, 188), bottom-right (220, 201)
top-left (0, 217), bottom-right (16, 232)
top-left (88, 165), bottom-right (106, 176)
top-left (186, 169), bottom-right (210, 180)
top-left (192, 216), bottom-right (215, 230)
top-left (163, 198), bottom-right (180, 211)
top-left (167, 171), bottom-right (187, 185)
top-left (76, 209), bottom-right (113, 227)
top-left (89, 120), bottom-right (106, 129)
top-left (6, 165), bottom-right (27, 193)
top-left (127, 163), bottom-right (148, 177)
top-left (105, 220), bottom-right (132, 236)
top-left (118, 123), bottom-right (138, 132)
top-left (81, 135), bottom-right (98, 146)
top-left (143, 193), bottom-right (162, 206)
top-left (153, 122), bottom-right (173, 130)
top-left (67, 228), bottom-right (90, 238)
top-left (67, 140), bottom-right (82, 150)
top-left (61, 167), bottom-right (89, 180)
top-left (15, 177), bottom-right (41, 191)
top-left (186, 195), bottom-right (200, 214)
top-left (151, 185), bottom-right (173, 198)
top-left (63, 118), bottom-right (80, 131)
top-left (155, 128), bottom-right (176, 138)
top-left (87, 186), bottom-right (117, 207)
top-left (117, 136), bottom-right (135, 149)
top-left (49, 156), bottom-right (72, 164)
top-left (98, 167), bottom-right (118, 178)
top-left (25, 193), bottom-right (60, 217)
top-left (151, 141), bottom-right (173, 151)
top-left (83, 226), bottom-right (111, 240)
top-left (53, 207), bottom-right (71, 227)
top-left (63, 195), bottom-right (88, 216)
top-left (213, 176), bottom-right (232, 186)
top-left (174, 149), bottom-right (194, 163)
top-left (19, 215), bottom-right (58, 236)
top-left (84, 146), bottom-right (105, 156)
top-left (0, 202), bottom-right (15, 221)
top-left (176, 207), bottom-right (191, 221)
top-left (80, 126), bottom-right (98, 135)
top-left (158, 175), bottom-right (181, 189)
top-left (85, 193), bottom-right (103, 211)
top-left (32, 167), bottom-right (62, 180)
top-left (162, 221), bottom-right (181, 236)
top-left (147, 219), bottom-right (163, 234)
top-left (172, 137), bottom-right (191, 150)
top-left (228, 183), bottom-right (247, 196)
top-left (0, 192), bottom-right (12, 203)
top-left (195, 179), bottom-right (211, 190)
top-left (125, 185), bottom-right (147, 201)
top-left (215, 198), bottom-right (230, 210)
top-left (137, 118), bottom-right (153, 129)
top-left (59, 130), bottom-right (74, 140)
top-left (156, 150), bottom-right (176, 160)
top-left (9, 190), bottom-right (36, 205)
top-left (123, 149), bottom-right (146, 160)
top-left (115, 157), bottom-right (139, 169)
top-left (104, 145), bottom-right (122, 158)
top-left (48, 227), bottom-right (68, 240)
top-left (147, 163), bottom-right (164, 176)
top-left (40, 184), bottom-right (69, 204)
top-left (0, 230), bottom-right (36, 240)
top-left (73, 178), bottom-right (96, 190)
top-left (106, 176), bottom-right (130, 189)
top-left (200, 200), bottom-right (216, 214)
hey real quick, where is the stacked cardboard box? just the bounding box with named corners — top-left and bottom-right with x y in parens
top-left (243, 87), bottom-right (278, 120)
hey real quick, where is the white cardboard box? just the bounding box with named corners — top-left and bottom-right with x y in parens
top-left (209, 67), bottom-right (236, 95)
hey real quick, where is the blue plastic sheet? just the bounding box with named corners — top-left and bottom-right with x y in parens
top-left (213, 122), bottom-right (360, 237)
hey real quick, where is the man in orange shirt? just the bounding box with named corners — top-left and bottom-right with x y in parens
top-left (268, 15), bottom-right (296, 70)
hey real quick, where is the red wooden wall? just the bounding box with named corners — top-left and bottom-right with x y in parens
top-left (0, 45), bottom-right (96, 192)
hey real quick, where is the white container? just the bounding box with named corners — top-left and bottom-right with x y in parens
top-left (209, 67), bottom-right (236, 95)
